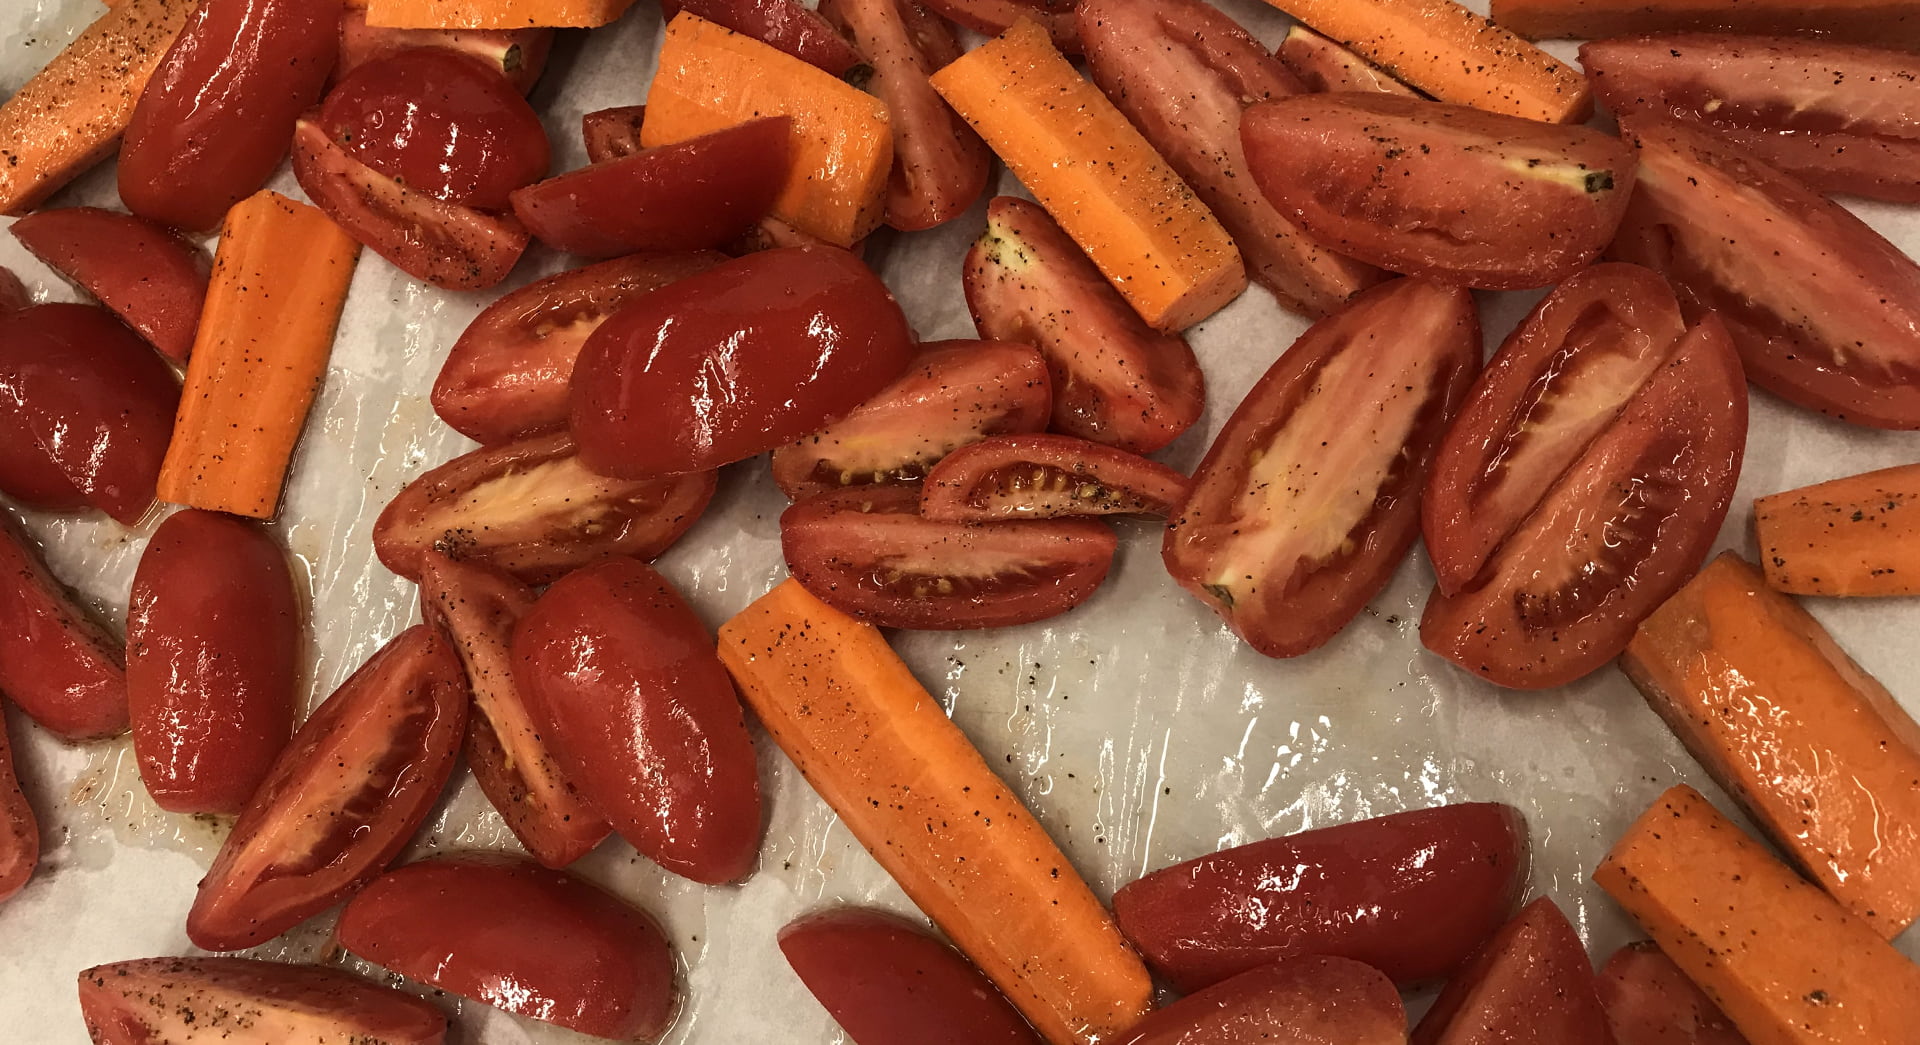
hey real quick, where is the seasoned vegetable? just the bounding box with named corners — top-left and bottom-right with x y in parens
top-left (0, 513), bottom-right (127, 741)
top-left (78, 957), bottom-right (447, 1045)
top-left (1598, 942), bottom-right (1750, 1045)
top-left (359, 0), bottom-right (638, 29)
top-left (1753, 463), bottom-right (1920, 597)
top-left (1116, 956), bottom-right (1405, 1045)
top-left (1276, 26), bottom-right (1417, 96)
top-left (1413, 898), bottom-right (1613, 1045)
top-left (0, 715), bottom-right (38, 904)
top-left (920, 434), bottom-right (1191, 521)
top-left (9, 207), bottom-right (210, 363)
top-left (1490, 0), bottom-right (1920, 47)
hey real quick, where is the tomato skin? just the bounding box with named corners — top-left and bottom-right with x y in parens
top-left (660, 0), bottom-right (865, 75)
top-left (1276, 26), bottom-right (1418, 97)
top-left (780, 908), bottom-right (1043, 1045)
top-left (339, 854), bottom-right (677, 1039)
top-left (770, 339), bottom-right (1052, 501)
top-left (511, 118), bottom-right (792, 257)
top-left (512, 558), bottom-right (764, 885)
top-left (0, 514), bottom-right (126, 741)
top-left (1422, 263), bottom-right (1686, 596)
top-left (127, 510), bottom-right (299, 816)
top-left (1610, 114), bottom-right (1920, 429)
top-left (920, 0), bottom-right (1081, 52)
top-left (1598, 943), bottom-right (1750, 1045)
top-left (570, 246), bottom-right (917, 478)
top-left (78, 957), bottom-right (449, 1045)
top-left (1117, 956), bottom-right (1405, 1045)
top-left (337, 8), bottom-right (552, 95)
top-left (187, 626), bottom-right (468, 952)
top-left (118, 0), bottom-right (338, 232)
top-left (0, 715), bottom-right (38, 904)
top-left (9, 207), bottom-right (210, 363)
top-left (1412, 898), bottom-right (1614, 1045)
top-left (1242, 94), bottom-right (1638, 290)
top-left (1162, 278), bottom-right (1479, 659)
top-left (432, 251), bottom-right (722, 445)
top-left (1113, 803), bottom-right (1528, 993)
top-left (0, 268), bottom-right (27, 313)
top-left (920, 434), bottom-right (1191, 521)
top-left (582, 104), bottom-right (648, 164)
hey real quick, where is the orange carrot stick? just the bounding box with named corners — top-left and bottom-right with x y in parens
top-left (1753, 463), bottom-right (1920, 597)
top-left (361, 0), bottom-right (634, 29)
top-left (1489, 0), bottom-right (1920, 48)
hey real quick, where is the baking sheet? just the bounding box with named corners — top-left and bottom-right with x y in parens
top-left (2, 0), bottom-right (1919, 1041)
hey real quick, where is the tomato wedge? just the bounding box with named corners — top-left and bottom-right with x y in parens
top-left (1117, 956), bottom-right (1406, 1045)
top-left (510, 118), bottom-right (791, 256)
top-left (920, 434), bottom-right (1190, 521)
top-left (1583, 34), bottom-right (1920, 204)
top-left (79, 957), bottom-right (448, 1045)
top-left (1420, 316), bottom-right (1747, 690)
top-left (419, 553), bottom-right (609, 868)
top-left (1423, 263), bottom-right (1688, 596)
top-left (374, 432), bottom-right (716, 586)
top-left (1610, 113), bottom-right (1920, 429)
top-left (186, 626), bottom-right (468, 951)
top-left (920, 0), bottom-right (1081, 52)
top-left (770, 339), bottom-right (1052, 501)
top-left (0, 714), bottom-right (38, 904)
top-left (661, 0), bottom-right (866, 76)
top-left (336, 9), bottom-right (552, 95)
top-left (1412, 898), bottom-right (1613, 1045)
top-left (339, 854), bottom-right (676, 1040)
top-left (9, 207), bottom-right (210, 363)
top-left (1276, 26), bottom-right (1418, 97)
top-left (582, 104), bottom-right (648, 163)
top-left (1241, 94), bottom-right (1638, 290)
top-left (965, 197), bottom-right (1205, 454)
top-left (1162, 278), bottom-right (1479, 659)
top-left (1598, 943), bottom-right (1750, 1045)
top-left (0, 514), bottom-right (126, 741)
top-left (780, 485), bottom-right (1119, 630)
top-left (0, 267), bottom-right (28, 313)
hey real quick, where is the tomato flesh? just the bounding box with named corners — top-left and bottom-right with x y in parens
top-left (0, 268), bottom-right (27, 313)
top-left (0, 514), bottom-right (125, 741)
top-left (1116, 956), bottom-right (1406, 1045)
top-left (920, 0), bottom-right (1081, 52)
top-left (1162, 278), bottom-right (1479, 659)
top-left (1412, 898), bottom-right (1614, 1045)
top-left (78, 957), bottom-right (448, 1045)
top-left (582, 105), bottom-right (648, 163)
top-left (661, 0), bottom-right (866, 75)
top-left (336, 9), bottom-right (552, 95)
top-left (1276, 26), bottom-right (1417, 97)
top-left (921, 434), bottom-right (1191, 521)
top-left (10, 207), bottom-right (210, 362)
top-left (0, 715), bottom-right (38, 904)
top-left (1599, 943), bottom-right (1750, 1045)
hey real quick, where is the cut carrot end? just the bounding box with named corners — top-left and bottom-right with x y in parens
top-left (360, 0), bottom-right (636, 29)
top-left (1753, 463), bottom-right (1920, 597)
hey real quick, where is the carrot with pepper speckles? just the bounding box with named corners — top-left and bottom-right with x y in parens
top-left (360, 0), bottom-right (635, 29)
top-left (1754, 463), bottom-right (1920, 598)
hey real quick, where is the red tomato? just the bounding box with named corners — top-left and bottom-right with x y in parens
top-left (1116, 956), bottom-right (1406, 1045)
top-left (965, 197), bottom-right (1205, 454)
top-left (734, 214), bottom-right (868, 258)
top-left (511, 558), bottom-right (764, 884)
top-left (0, 267), bottom-right (27, 313)
top-left (336, 8), bottom-right (552, 95)
top-left (373, 431), bottom-right (717, 585)
top-left (1276, 26), bottom-right (1418, 97)
top-left (1077, 0), bottom-right (1384, 318)
top-left (1583, 35), bottom-right (1920, 203)
top-left (419, 553), bottom-right (609, 868)
top-left (1412, 898), bottom-right (1614, 1045)
top-left (1420, 316), bottom-right (1747, 689)
top-left (338, 854), bottom-right (676, 1040)
top-left (819, 0), bottom-right (991, 231)
top-left (511, 118), bottom-right (791, 257)
top-left (118, 0), bottom-right (339, 231)
top-left (292, 117), bottom-right (530, 291)
top-left (9, 207), bottom-right (210, 362)
top-left (582, 104), bottom-right (647, 164)
top-left (1241, 94), bottom-right (1639, 290)
top-left (79, 957), bottom-right (448, 1045)
top-left (431, 251), bottom-right (722, 445)
top-left (920, 0), bottom-right (1081, 52)
top-left (920, 434), bottom-right (1190, 521)
top-left (660, 0), bottom-right (865, 75)
top-left (319, 48), bottom-right (550, 210)
top-left (1599, 943), bottom-right (1750, 1045)
top-left (1422, 263), bottom-right (1687, 596)
top-left (570, 246), bottom-right (916, 478)
top-left (0, 304), bottom-right (179, 523)
top-left (187, 626), bottom-right (468, 951)
top-left (1113, 803), bottom-right (1528, 993)
top-left (780, 908), bottom-right (1043, 1045)
top-left (770, 339), bottom-right (1052, 501)
top-left (1162, 279), bottom-right (1478, 658)
top-left (1610, 114), bottom-right (1920, 429)
top-left (127, 510), bottom-right (298, 816)
top-left (0, 514), bottom-right (125, 741)
top-left (0, 714), bottom-right (38, 904)
top-left (780, 485), bottom-right (1119, 629)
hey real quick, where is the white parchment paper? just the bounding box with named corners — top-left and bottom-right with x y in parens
top-left (2, 1), bottom-right (1917, 1041)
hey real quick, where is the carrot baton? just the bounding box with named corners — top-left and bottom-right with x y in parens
top-left (361, 0), bottom-right (637, 29)
top-left (1753, 463), bottom-right (1920, 597)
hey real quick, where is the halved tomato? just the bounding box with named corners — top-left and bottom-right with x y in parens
top-left (1412, 899), bottom-right (1613, 1045)
top-left (582, 105), bottom-right (647, 163)
top-left (373, 432), bottom-right (716, 586)
top-left (920, 0), bottom-right (1080, 52)
top-left (336, 9), bottom-right (553, 95)
top-left (770, 339), bottom-right (1051, 501)
top-left (0, 267), bottom-right (26, 312)
top-left (79, 957), bottom-right (447, 1045)
top-left (1610, 113), bottom-right (1920, 429)
top-left (186, 626), bottom-right (467, 951)
top-left (1275, 26), bottom-right (1417, 97)
top-left (10, 207), bottom-right (210, 362)
top-left (1119, 957), bottom-right (1405, 1045)
top-left (1583, 35), bottom-right (1920, 203)
top-left (780, 485), bottom-right (1118, 630)
top-left (1162, 278), bottom-right (1479, 659)
top-left (1241, 94), bottom-right (1638, 290)
top-left (661, 0), bottom-right (866, 76)
top-left (732, 214), bottom-right (866, 258)
top-left (0, 714), bottom-right (38, 904)
top-left (1598, 943), bottom-right (1749, 1045)
top-left (0, 513), bottom-right (125, 741)
top-left (920, 434), bottom-right (1189, 521)
top-left (1420, 316), bottom-right (1747, 689)
top-left (1423, 263), bottom-right (1687, 596)
top-left (965, 197), bottom-right (1205, 454)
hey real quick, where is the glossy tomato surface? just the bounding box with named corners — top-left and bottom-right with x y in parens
top-left (0, 514), bottom-right (125, 741)
top-left (582, 104), bottom-right (648, 163)
top-left (920, 434), bottom-right (1190, 521)
top-left (374, 431), bottom-right (716, 585)
top-left (0, 715), bottom-right (38, 904)
top-left (920, 0), bottom-right (1080, 51)
top-left (118, 0), bottom-right (338, 231)
top-left (770, 339), bottom-right (1052, 501)
top-left (0, 267), bottom-right (27, 312)
top-left (1610, 113), bottom-right (1920, 428)
top-left (126, 510), bottom-right (298, 816)
top-left (1242, 94), bottom-right (1637, 290)
top-left (1598, 943), bottom-right (1750, 1045)
top-left (512, 558), bottom-right (763, 885)
top-left (1412, 898), bottom-right (1613, 1045)
top-left (187, 626), bottom-right (467, 951)
top-left (966, 197), bottom-right (1205, 453)
top-left (570, 246), bottom-right (916, 477)
top-left (1114, 803), bottom-right (1527, 992)
top-left (780, 908), bottom-right (1042, 1045)
top-left (1420, 316), bottom-right (1747, 689)
top-left (1276, 26), bottom-right (1417, 97)
top-left (661, 0), bottom-right (865, 74)
top-left (780, 485), bottom-right (1118, 629)
top-left (339, 853), bottom-right (676, 1039)
top-left (79, 957), bottom-right (448, 1045)
top-left (336, 9), bottom-right (552, 95)
top-left (9, 207), bottom-right (210, 362)
top-left (1116, 956), bottom-right (1406, 1045)
top-left (1423, 263), bottom-right (1687, 596)
top-left (1162, 278), bottom-right (1479, 659)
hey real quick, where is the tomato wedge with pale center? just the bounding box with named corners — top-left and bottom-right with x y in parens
top-left (1276, 26), bottom-right (1417, 97)
top-left (1162, 278), bottom-right (1479, 659)
top-left (79, 957), bottom-right (448, 1045)
top-left (10, 207), bottom-right (210, 363)
top-left (921, 434), bottom-right (1190, 521)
